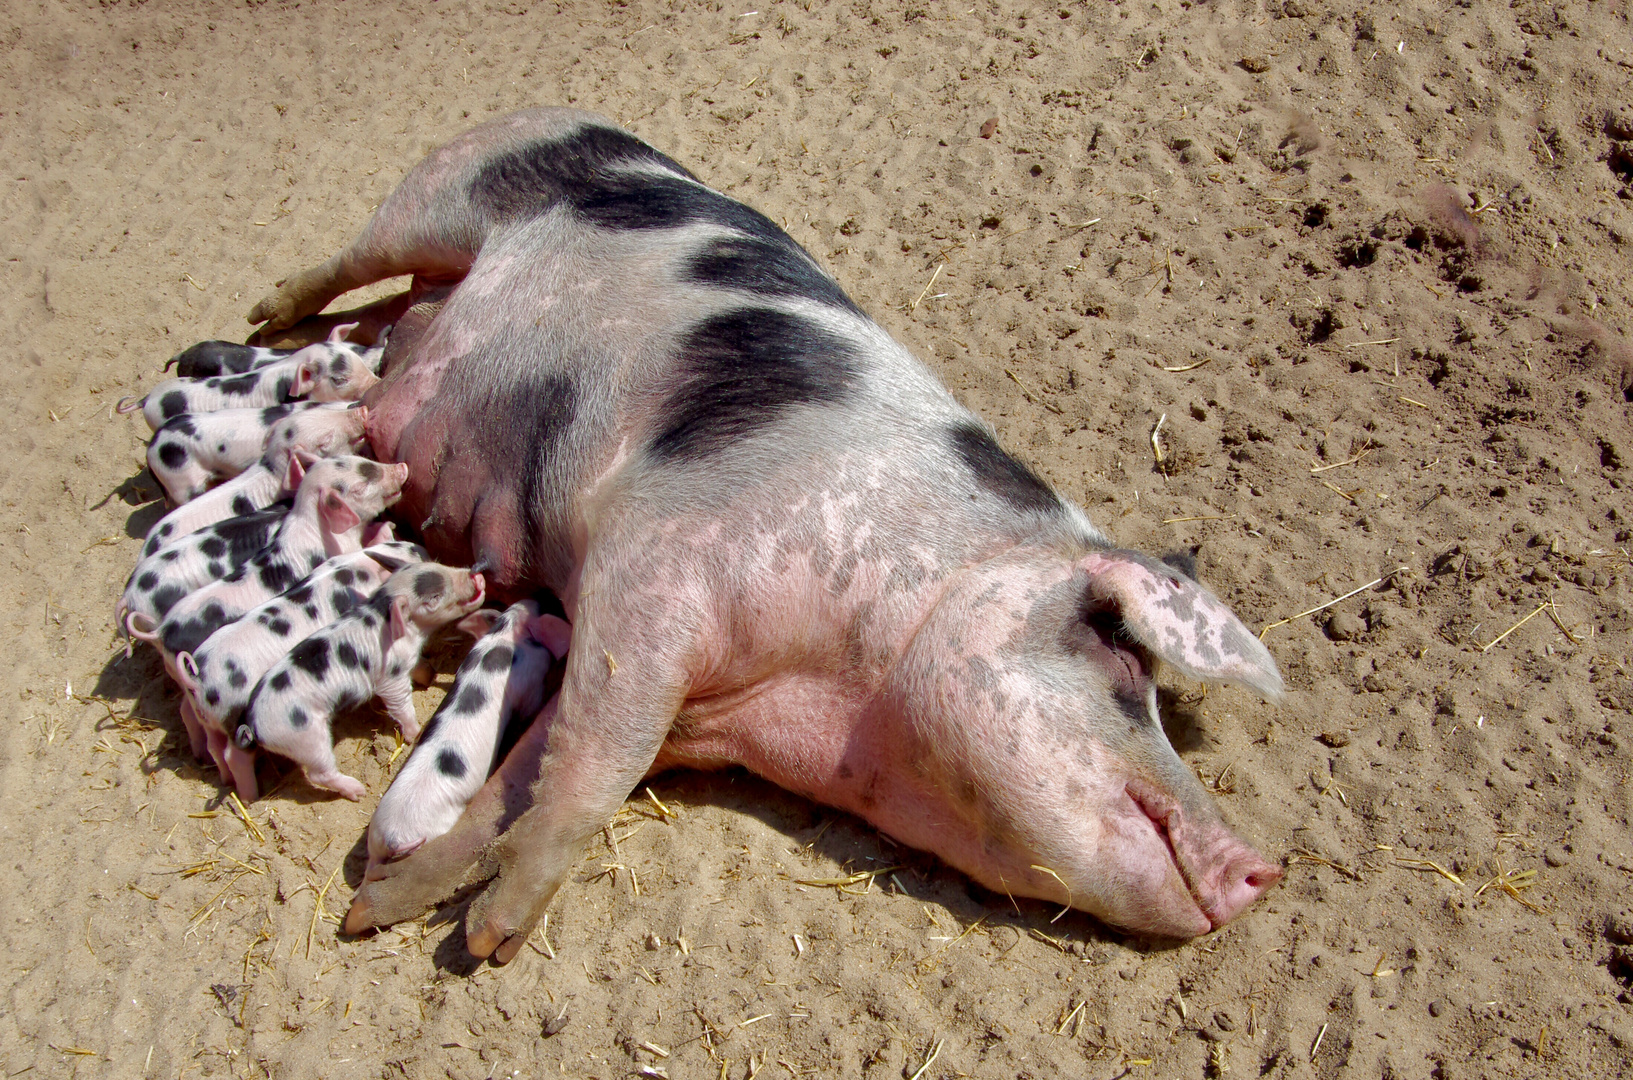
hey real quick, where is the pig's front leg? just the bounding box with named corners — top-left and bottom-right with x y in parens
top-left (348, 583), bottom-right (699, 962)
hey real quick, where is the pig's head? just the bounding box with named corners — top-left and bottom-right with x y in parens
top-left (296, 455), bottom-right (411, 549)
top-left (292, 352), bottom-right (382, 404)
top-left (262, 404), bottom-right (371, 481)
top-left (332, 541), bottom-right (428, 595)
top-left (381, 563), bottom-right (488, 637)
top-left (892, 543), bottom-right (1283, 939)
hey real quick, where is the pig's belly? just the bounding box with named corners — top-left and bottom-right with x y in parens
top-left (650, 673), bottom-right (1011, 882)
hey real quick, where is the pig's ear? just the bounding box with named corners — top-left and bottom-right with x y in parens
top-left (455, 610), bottom-right (500, 639)
top-left (327, 321), bottom-right (361, 345)
top-left (526, 613), bottom-right (573, 659)
top-left (1080, 550), bottom-right (1284, 700)
top-left (291, 358), bottom-right (321, 398)
top-left (281, 452), bottom-right (307, 494)
top-left (318, 489), bottom-right (362, 535)
top-left (388, 595), bottom-right (409, 642)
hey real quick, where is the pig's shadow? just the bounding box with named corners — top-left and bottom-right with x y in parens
top-left (379, 765), bottom-right (1206, 975)
top-left (89, 467), bottom-right (167, 541)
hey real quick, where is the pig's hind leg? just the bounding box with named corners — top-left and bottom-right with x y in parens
top-left (246, 110), bottom-right (599, 334)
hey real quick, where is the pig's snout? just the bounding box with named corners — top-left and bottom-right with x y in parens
top-left (1126, 781), bottom-right (1280, 933)
top-left (465, 572), bottom-right (486, 610)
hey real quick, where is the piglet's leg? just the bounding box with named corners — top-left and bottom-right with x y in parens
top-left (377, 675), bottom-right (421, 743)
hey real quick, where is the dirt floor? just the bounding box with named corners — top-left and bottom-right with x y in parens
top-left (3, 0), bottom-right (1633, 1077)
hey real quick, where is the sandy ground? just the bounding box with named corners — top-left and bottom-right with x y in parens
top-left (3, 0), bottom-right (1633, 1077)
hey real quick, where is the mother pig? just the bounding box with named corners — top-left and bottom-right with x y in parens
top-left (246, 108), bottom-right (1284, 963)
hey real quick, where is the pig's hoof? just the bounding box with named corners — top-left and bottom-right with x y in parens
top-left (464, 864), bottom-right (553, 965)
top-left (346, 833), bottom-right (485, 931)
top-left (247, 268), bottom-right (330, 333)
top-left (310, 772), bottom-right (366, 801)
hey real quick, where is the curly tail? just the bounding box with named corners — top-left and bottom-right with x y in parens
top-left (233, 718), bottom-right (257, 750)
top-left (115, 395), bottom-right (145, 415)
top-left (175, 652), bottom-right (199, 694)
top-left (126, 611), bottom-right (161, 645)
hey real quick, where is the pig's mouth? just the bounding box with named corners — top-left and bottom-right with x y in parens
top-left (1124, 782), bottom-right (1213, 934)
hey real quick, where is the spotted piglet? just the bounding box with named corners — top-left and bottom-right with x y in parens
top-left (176, 541), bottom-right (427, 799)
top-left (135, 456), bottom-right (410, 663)
top-left (119, 323), bottom-right (379, 433)
top-left (367, 600), bottom-right (571, 867)
top-left (165, 324), bottom-right (385, 379)
top-left (139, 404), bottom-right (369, 559)
top-left (121, 454), bottom-right (407, 680)
top-left (147, 402), bottom-right (348, 505)
top-left (235, 563), bottom-right (487, 800)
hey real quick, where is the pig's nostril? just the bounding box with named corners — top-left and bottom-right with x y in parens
top-left (1244, 873), bottom-right (1264, 889)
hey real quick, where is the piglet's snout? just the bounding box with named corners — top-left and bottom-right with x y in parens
top-left (1128, 781), bottom-right (1280, 932)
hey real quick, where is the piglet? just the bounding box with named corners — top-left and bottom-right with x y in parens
top-left (235, 563), bottom-right (488, 800)
top-left (176, 541), bottom-right (427, 798)
top-left (165, 323), bottom-right (385, 379)
top-left (147, 403), bottom-right (330, 505)
top-left (139, 404), bottom-right (369, 559)
top-left (118, 503), bottom-right (290, 652)
top-left (118, 324), bottom-right (378, 432)
top-left (367, 600), bottom-right (571, 867)
top-left (136, 456), bottom-right (410, 666)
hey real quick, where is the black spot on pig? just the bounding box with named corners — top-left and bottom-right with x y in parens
top-left (336, 642), bottom-right (362, 670)
top-left (259, 405), bottom-right (292, 425)
top-left (331, 590), bottom-right (358, 616)
top-left (269, 671), bottom-right (291, 692)
top-left (268, 618), bottom-right (292, 637)
top-left (218, 373), bottom-right (259, 397)
top-left (685, 235), bottom-right (860, 315)
top-left (161, 549), bottom-right (179, 562)
top-left (652, 309), bottom-right (859, 460)
top-left (151, 584), bottom-right (186, 618)
top-left (454, 685), bottom-right (488, 714)
top-left (289, 638), bottom-right (331, 681)
top-left (205, 688), bottom-right (220, 706)
top-left (165, 415), bottom-right (197, 437)
top-left (169, 341), bottom-right (265, 378)
top-left (231, 495), bottom-right (254, 516)
top-left (159, 391), bottom-right (190, 422)
top-left (948, 422), bottom-right (1062, 516)
top-left (469, 123), bottom-right (698, 225)
top-left (436, 748), bottom-right (467, 779)
top-left (227, 668), bottom-right (248, 689)
top-left (137, 571), bottom-right (159, 592)
top-left (576, 174), bottom-right (787, 242)
top-left (155, 441), bottom-right (188, 470)
top-left (163, 602), bottom-right (230, 655)
top-left (200, 537), bottom-right (227, 559)
top-left (271, 376), bottom-right (292, 401)
top-left (416, 709), bottom-right (445, 748)
top-left (334, 568), bottom-right (355, 587)
top-left (480, 646), bottom-right (514, 672)
top-left (356, 460), bottom-right (380, 482)
top-left (286, 584), bottom-right (314, 605)
top-left (257, 561), bottom-right (297, 593)
top-left (287, 706), bottom-right (309, 729)
top-left (214, 504), bottom-right (289, 562)
top-left (413, 571), bottom-right (446, 600)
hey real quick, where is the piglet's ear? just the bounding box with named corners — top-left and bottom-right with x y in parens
top-left (388, 595), bottom-right (409, 643)
top-left (281, 452), bottom-right (307, 495)
top-left (455, 610), bottom-right (499, 639)
top-left (318, 489), bottom-right (362, 535)
top-left (1080, 549), bottom-right (1284, 700)
top-left (291, 359), bottom-right (320, 399)
top-left (526, 613), bottom-right (573, 659)
top-left (327, 321), bottom-right (361, 345)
